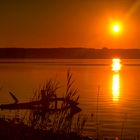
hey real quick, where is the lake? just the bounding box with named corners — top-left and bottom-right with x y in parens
top-left (0, 59), bottom-right (140, 139)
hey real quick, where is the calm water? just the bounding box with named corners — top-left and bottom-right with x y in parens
top-left (0, 59), bottom-right (140, 139)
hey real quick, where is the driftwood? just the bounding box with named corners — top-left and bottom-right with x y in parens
top-left (0, 91), bottom-right (81, 116)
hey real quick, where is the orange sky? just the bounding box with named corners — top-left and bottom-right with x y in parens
top-left (0, 0), bottom-right (140, 49)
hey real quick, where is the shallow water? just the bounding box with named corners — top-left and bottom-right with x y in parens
top-left (0, 59), bottom-right (140, 139)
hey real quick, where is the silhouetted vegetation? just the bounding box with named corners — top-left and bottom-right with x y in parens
top-left (0, 71), bottom-right (89, 140)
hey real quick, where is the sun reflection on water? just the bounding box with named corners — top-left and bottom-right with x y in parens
top-left (112, 73), bottom-right (120, 102)
top-left (112, 58), bottom-right (121, 72)
top-left (112, 58), bottom-right (121, 102)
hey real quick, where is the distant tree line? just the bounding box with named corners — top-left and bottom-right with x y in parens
top-left (0, 48), bottom-right (139, 59)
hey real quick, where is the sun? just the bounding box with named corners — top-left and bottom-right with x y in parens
top-left (109, 20), bottom-right (123, 35)
top-left (113, 25), bottom-right (120, 32)
top-left (111, 22), bottom-right (122, 34)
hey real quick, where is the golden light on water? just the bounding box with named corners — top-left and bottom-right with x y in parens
top-left (112, 73), bottom-right (120, 102)
top-left (112, 58), bottom-right (121, 72)
top-left (112, 58), bottom-right (122, 102)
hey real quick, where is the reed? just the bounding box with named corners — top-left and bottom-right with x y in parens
top-left (0, 71), bottom-right (89, 140)
top-left (27, 70), bottom-right (85, 135)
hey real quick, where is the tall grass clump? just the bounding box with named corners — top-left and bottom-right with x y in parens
top-left (27, 70), bottom-right (86, 136)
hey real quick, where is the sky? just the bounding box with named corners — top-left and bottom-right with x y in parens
top-left (0, 0), bottom-right (140, 48)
